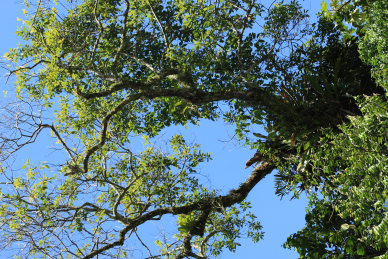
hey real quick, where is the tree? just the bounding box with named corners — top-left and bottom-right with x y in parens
top-left (0, 0), bottom-right (386, 258)
top-left (284, 1), bottom-right (388, 258)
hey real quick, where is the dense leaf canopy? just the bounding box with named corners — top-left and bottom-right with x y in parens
top-left (0, 0), bottom-right (387, 258)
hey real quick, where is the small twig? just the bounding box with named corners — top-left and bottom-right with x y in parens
top-left (134, 230), bottom-right (153, 257)
top-left (91, 0), bottom-right (104, 62)
top-left (146, 0), bottom-right (169, 48)
top-left (113, 0), bottom-right (131, 68)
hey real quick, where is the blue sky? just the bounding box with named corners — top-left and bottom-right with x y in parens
top-left (0, 0), bottom-right (323, 258)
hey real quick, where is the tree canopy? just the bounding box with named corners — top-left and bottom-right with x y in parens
top-left (0, 0), bottom-right (387, 258)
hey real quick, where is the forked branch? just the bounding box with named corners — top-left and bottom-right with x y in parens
top-left (81, 162), bottom-right (275, 259)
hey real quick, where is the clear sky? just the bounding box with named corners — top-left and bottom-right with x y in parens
top-left (0, 1), bottom-right (323, 258)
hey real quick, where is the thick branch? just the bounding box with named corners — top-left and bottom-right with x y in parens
top-left (82, 162), bottom-right (275, 259)
top-left (75, 68), bottom-right (184, 99)
top-left (83, 93), bottom-right (144, 173)
top-left (75, 69), bottom-right (281, 109)
top-left (81, 84), bottom-right (281, 173)
top-left (78, 82), bottom-right (279, 108)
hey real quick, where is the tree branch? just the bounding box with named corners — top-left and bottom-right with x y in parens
top-left (81, 162), bottom-right (275, 259)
